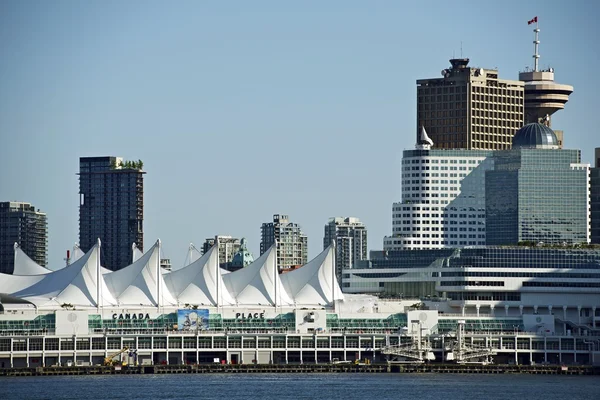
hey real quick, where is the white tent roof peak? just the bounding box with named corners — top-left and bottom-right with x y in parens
top-left (280, 245), bottom-right (344, 306)
top-left (13, 243), bottom-right (52, 275)
top-left (164, 245), bottom-right (235, 306)
top-left (103, 240), bottom-right (177, 307)
top-left (223, 244), bottom-right (293, 306)
top-left (8, 244), bottom-right (117, 308)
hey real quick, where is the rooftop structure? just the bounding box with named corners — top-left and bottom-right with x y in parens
top-left (229, 238), bottom-right (254, 271)
top-left (518, 19), bottom-right (573, 133)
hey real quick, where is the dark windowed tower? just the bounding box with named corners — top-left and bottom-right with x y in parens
top-left (0, 202), bottom-right (47, 274)
top-left (78, 156), bottom-right (145, 271)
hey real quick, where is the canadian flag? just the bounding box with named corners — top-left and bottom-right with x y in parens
top-left (528, 16), bottom-right (538, 25)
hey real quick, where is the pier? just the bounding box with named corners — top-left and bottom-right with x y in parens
top-left (0, 363), bottom-right (598, 377)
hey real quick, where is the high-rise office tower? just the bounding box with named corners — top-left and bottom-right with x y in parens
top-left (0, 201), bottom-right (48, 274)
top-left (78, 156), bottom-right (145, 271)
top-left (260, 214), bottom-right (307, 271)
top-left (417, 58), bottom-right (524, 150)
top-left (486, 123), bottom-right (590, 245)
top-left (323, 217), bottom-right (367, 281)
top-left (201, 235), bottom-right (242, 268)
top-left (384, 128), bottom-right (493, 251)
top-left (591, 148), bottom-right (600, 244)
top-left (518, 20), bottom-right (573, 147)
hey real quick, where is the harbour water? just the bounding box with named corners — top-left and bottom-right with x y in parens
top-left (1, 373), bottom-right (599, 400)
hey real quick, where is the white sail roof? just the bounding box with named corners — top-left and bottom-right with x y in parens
top-left (223, 245), bottom-right (293, 306)
top-left (0, 272), bottom-right (45, 295)
top-left (103, 240), bottom-right (177, 307)
top-left (13, 243), bottom-right (51, 275)
top-left (71, 244), bottom-right (85, 262)
top-left (281, 245), bottom-right (344, 306)
top-left (132, 243), bottom-right (143, 263)
top-left (164, 246), bottom-right (235, 306)
top-left (8, 243), bottom-right (117, 308)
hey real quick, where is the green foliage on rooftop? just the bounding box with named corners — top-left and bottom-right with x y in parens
top-left (110, 159), bottom-right (144, 170)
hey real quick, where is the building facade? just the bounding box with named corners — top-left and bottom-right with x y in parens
top-left (417, 58), bottom-right (524, 150)
top-left (260, 214), bottom-right (307, 271)
top-left (591, 148), bottom-right (600, 244)
top-left (384, 130), bottom-right (493, 251)
top-left (0, 202), bottom-right (48, 274)
top-left (201, 236), bottom-right (242, 268)
top-left (323, 217), bottom-right (367, 281)
top-left (78, 156), bottom-right (145, 271)
top-left (485, 124), bottom-right (590, 245)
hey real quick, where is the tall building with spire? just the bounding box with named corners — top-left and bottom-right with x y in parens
top-left (518, 18), bottom-right (573, 148)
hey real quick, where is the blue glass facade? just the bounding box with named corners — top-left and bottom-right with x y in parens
top-left (485, 148), bottom-right (588, 245)
top-left (591, 167), bottom-right (600, 244)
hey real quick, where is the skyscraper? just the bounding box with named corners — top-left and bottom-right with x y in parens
top-left (78, 156), bottom-right (145, 271)
top-left (323, 217), bottom-right (367, 281)
top-left (486, 123), bottom-right (590, 245)
top-left (0, 201), bottom-right (48, 274)
top-left (591, 148), bottom-right (600, 244)
top-left (417, 58), bottom-right (524, 150)
top-left (384, 128), bottom-right (493, 251)
top-left (260, 214), bottom-right (307, 271)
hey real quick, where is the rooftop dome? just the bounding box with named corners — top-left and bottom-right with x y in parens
top-left (512, 123), bottom-right (559, 149)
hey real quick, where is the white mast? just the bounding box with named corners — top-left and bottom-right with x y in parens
top-left (156, 239), bottom-right (161, 311)
top-left (533, 18), bottom-right (540, 72)
top-left (215, 236), bottom-right (220, 312)
top-left (96, 238), bottom-right (101, 312)
top-left (274, 240), bottom-right (278, 313)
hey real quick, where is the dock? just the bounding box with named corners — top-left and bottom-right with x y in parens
top-left (0, 363), bottom-right (598, 377)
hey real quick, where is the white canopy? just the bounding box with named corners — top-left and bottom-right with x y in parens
top-left (13, 243), bottom-right (51, 275)
top-left (2, 239), bottom-right (345, 310)
top-left (132, 243), bottom-right (143, 263)
top-left (8, 242), bottom-right (117, 308)
top-left (103, 240), bottom-right (177, 307)
top-left (223, 245), bottom-right (293, 306)
top-left (281, 245), bottom-right (344, 306)
top-left (164, 246), bottom-right (235, 306)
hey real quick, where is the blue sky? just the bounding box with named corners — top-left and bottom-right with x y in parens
top-left (1, 1), bottom-right (599, 269)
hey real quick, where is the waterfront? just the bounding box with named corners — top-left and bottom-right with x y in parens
top-left (1, 373), bottom-right (599, 400)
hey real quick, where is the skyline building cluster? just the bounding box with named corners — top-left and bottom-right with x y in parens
top-left (0, 25), bottom-right (597, 277)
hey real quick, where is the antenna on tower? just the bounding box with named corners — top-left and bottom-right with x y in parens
top-left (528, 16), bottom-right (540, 72)
top-left (460, 41), bottom-right (463, 58)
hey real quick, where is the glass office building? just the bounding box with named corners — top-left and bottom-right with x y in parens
top-left (485, 123), bottom-right (590, 245)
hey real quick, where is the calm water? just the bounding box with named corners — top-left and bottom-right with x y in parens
top-left (1, 373), bottom-right (599, 400)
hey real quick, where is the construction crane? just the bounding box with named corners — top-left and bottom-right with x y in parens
top-left (103, 346), bottom-right (130, 366)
